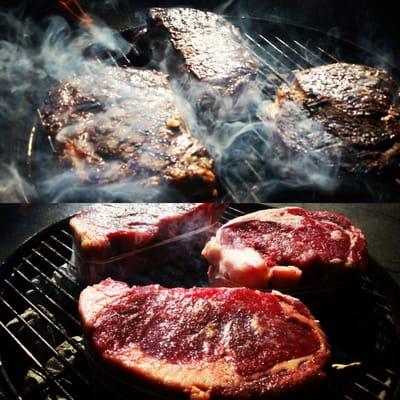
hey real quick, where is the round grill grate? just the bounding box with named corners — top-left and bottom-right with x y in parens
top-left (0, 205), bottom-right (399, 399)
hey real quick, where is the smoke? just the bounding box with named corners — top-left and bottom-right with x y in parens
top-left (0, 163), bottom-right (36, 202)
top-left (0, 4), bottom-right (396, 201)
top-left (0, 9), bottom-right (132, 202)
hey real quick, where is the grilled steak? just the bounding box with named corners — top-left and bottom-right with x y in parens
top-left (142, 7), bottom-right (260, 124)
top-left (202, 207), bottom-right (367, 289)
top-left (79, 279), bottom-right (330, 399)
top-left (70, 203), bottom-right (226, 284)
top-left (40, 66), bottom-right (217, 200)
top-left (262, 63), bottom-right (400, 178)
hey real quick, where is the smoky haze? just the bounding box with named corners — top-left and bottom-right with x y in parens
top-left (0, 2), bottom-right (398, 202)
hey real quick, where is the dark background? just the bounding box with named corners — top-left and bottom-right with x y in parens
top-left (3, 0), bottom-right (399, 65)
top-left (1, 204), bottom-right (399, 286)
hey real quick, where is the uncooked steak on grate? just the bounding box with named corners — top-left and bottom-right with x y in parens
top-left (40, 66), bottom-right (217, 200)
top-left (262, 63), bottom-right (400, 177)
top-left (202, 207), bottom-right (367, 288)
top-left (141, 7), bottom-right (260, 124)
top-left (70, 203), bottom-right (226, 284)
top-left (79, 279), bottom-right (330, 400)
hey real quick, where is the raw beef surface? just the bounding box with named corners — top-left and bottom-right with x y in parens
top-left (80, 279), bottom-right (330, 399)
top-left (202, 207), bottom-right (367, 288)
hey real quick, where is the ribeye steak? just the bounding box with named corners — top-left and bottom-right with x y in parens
top-left (141, 7), bottom-right (260, 124)
top-left (79, 278), bottom-right (330, 399)
top-left (70, 203), bottom-right (226, 284)
top-left (40, 66), bottom-right (217, 200)
top-left (262, 63), bottom-right (400, 178)
top-left (202, 207), bottom-right (367, 288)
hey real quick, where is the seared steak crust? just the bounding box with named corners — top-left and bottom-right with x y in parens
top-left (146, 7), bottom-right (258, 96)
top-left (40, 66), bottom-right (217, 199)
top-left (269, 63), bottom-right (400, 176)
top-left (143, 8), bottom-right (260, 124)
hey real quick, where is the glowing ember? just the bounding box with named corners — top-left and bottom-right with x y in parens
top-left (57, 0), bottom-right (93, 25)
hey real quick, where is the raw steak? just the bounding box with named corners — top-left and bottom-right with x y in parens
top-left (70, 203), bottom-right (226, 284)
top-left (262, 63), bottom-right (400, 178)
top-left (202, 207), bottom-right (367, 288)
top-left (79, 278), bottom-right (330, 399)
top-left (40, 66), bottom-right (217, 200)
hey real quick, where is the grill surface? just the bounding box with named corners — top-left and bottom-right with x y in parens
top-left (24, 15), bottom-right (400, 202)
top-left (0, 205), bottom-right (400, 399)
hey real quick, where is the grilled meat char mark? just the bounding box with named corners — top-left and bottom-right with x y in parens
top-left (268, 63), bottom-right (400, 175)
top-left (70, 203), bottom-right (227, 284)
top-left (80, 279), bottom-right (330, 400)
top-left (143, 7), bottom-right (260, 122)
top-left (40, 66), bottom-right (218, 200)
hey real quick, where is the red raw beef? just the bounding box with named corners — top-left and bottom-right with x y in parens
top-left (202, 207), bottom-right (367, 288)
top-left (79, 278), bottom-right (330, 399)
top-left (70, 203), bottom-right (226, 284)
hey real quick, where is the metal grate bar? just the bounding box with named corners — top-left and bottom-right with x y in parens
top-left (293, 40), bottom-right (326, 64)
top-left (61, 229), bottom-right (73, 239)
top-left (21, 257), bottom-right (77, 303)
top-left (41, 241), bottom-right (76, 270)
top-left (3, 280), bottom-right (85, 355)
top-left (245, 33), bottom-right (289, 83)
top-left (317, 46), bottom-right (341, 62)
top-left (0, 320), bottom-right (74, 400)
top-left (274, 36), bottom-right (315, 67)
top-left (0, 297), bottom-right (89, 387)
top-left (366, 373), bottom-right (392, 387)
top-left (49, 235), bottom-right (73, 253)
top-left (13, 268), bottom-right (80, 327)
top-left (32, 249), bottom-right (79, 288)
top-left (259, 34), bottom-right (305, 70)
top-left (351, 380), bottom-right (381, 398)
top-left (250, 34), bottom-right (293, 73)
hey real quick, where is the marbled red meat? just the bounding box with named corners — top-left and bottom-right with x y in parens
top-left (70, 203), bottom-right (226, 284)
top-left (202, 207), bottom-right (367, 289)
top-left (79, 279), bottom-right (330, 399)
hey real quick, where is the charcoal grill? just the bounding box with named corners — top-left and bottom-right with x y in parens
top-left (21, 11), bottom-right (400, 202)
top-left (0, 204), bottom-right (399, 399)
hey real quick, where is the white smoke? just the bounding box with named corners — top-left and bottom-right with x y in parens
top-left (1, 5), bottom-right (391, 202)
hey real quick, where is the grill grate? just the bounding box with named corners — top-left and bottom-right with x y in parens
top-left (1, 205), bottom-right (400, 399)
top-left (213, 20), bottom-right (400, 202)
top-left (26, 18), bottom-right (400, 202)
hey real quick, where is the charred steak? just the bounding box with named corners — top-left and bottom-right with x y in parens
top-left (70, 203), bottom-right (226, 284)
top-left (142, 7), bottom-right (260, 123)
top-left (79, 279), bottom-right (330, 400)
top-left (202, 207), bottom-right (367, 289)
top-left (262, 63), bottom-right (400, 177)
top-left (40, 66), bottom-right (217, 200)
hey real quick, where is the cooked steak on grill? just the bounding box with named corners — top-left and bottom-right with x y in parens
top-left (79, 279), bottom-right (330, 399)
top-left (70, 203), bottom-right (226, 284)
top-left (141, 7), bottom-right (260, 124)
top-left (262, 63), bottom-right (400, 177)
top-left (202, 207), bottom-right (367, 289)
top-left (40, 66), bottom-right (218, 200)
